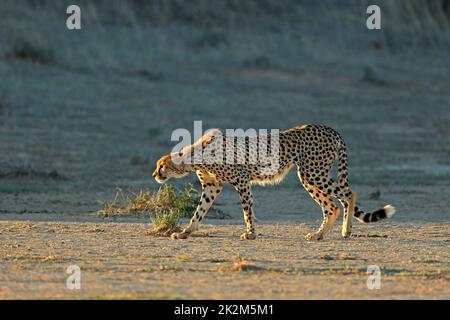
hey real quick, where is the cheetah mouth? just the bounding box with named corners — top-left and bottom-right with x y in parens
top-left (155, 176), bottom-right (168, 184)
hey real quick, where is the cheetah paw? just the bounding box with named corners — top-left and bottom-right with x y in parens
top-left (240, 232), bottom-right (256, 240)
top-left (305, 233), bottom-right (323, 241)
top-left (341, 230), bottom-right (351, 238)
top-left (171, 231), bottom-right (190, 240)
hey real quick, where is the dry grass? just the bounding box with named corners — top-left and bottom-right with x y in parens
top-left (148, 211), bottom-right (182, 237)
top-left (98, 184), bottom-right (198, 217)
top-left (215, 255), bottom-right (261, 272)
top-left (98, 184), bottom-right (198, 236)
top-left (368, 189), bottom-right (381, 200)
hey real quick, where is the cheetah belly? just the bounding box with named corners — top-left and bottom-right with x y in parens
top-left (250, 162), bottom-right (295, 186)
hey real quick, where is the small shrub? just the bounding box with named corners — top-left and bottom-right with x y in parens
top-left (98, 188), bottom-right (124, 215)
top-left (9, 38), bottom-right (56, 65)
top-left (368, 189), bottom-right (381, 200)
top-left (98, 184), bottom-right (199, 235)
top-left (98, 184), bottom-right (198, 217)
top-left (150, 210), bottom-right (181, 236)
top-left (149, 184), bottom-right (198, 217)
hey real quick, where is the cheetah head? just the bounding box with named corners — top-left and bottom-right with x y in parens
top-left (152, 154), bottom-right (189, 184)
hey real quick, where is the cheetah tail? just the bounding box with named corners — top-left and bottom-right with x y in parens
top-left (354, 204), bottom-right (396, 223)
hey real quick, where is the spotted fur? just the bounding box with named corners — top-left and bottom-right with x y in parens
top-left (153, 124), bottom-right (395, 241)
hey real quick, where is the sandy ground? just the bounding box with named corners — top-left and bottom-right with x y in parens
top-left (0, 219), bottom-right (448, 300)
top-left (0, 184), bottom-right (449, 300)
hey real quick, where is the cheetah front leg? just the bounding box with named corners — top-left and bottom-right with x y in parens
top-left (233, 184), bottom-right (256, 240)
top-left (171, 173), bottom-right (222, 240)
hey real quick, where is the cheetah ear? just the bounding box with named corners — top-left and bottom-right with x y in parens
top-left (175, 129), bottom-right (222, 163)
top-left (169, 152), bottom-right (183, 165)
top-left (200, 128), bottom-right (221, 146)
top-left (187, 128), bottom-right (222, 150)
top-left (169, 153), bottom-right (192, 172)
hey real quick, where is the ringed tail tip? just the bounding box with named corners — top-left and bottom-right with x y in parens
top-left (384, 204), bottom-right (396, 218)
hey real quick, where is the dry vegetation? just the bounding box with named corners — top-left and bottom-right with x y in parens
top-left (97, 184), bottom-right (197, 217)
top-left (98, 184), bottom-right (198, 235)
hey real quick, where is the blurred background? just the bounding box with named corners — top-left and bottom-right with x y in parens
top-left (0, 0), bottom-right (449, 214)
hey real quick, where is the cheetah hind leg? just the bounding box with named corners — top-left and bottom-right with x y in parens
top-left (299, 176), bottom-right (340, 241)
top-left (341, 191), bottom-right (356, 238)
top-left (304, 206), bottom-right (340, 241)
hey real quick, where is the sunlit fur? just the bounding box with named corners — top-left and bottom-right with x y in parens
top-left (153, 129), bottom-right (220, 183)
top-left (152, 124), bottom-right (396, 241)
top-left (152, 154), bottom-right (190, 183)
top-left (250, 163), bottom-right (295, 186)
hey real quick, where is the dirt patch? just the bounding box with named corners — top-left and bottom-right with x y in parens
top-left (0, 220), bottom-right (448, 299)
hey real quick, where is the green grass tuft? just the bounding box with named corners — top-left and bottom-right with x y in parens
top-left (150, 210), bottom-right (181, 236)
top-left (368, 189), bottom-right (381, 200)
top-left (98, 184), bottom-right (199, 236)
top-left (98, 184), bottom-right (198, 217)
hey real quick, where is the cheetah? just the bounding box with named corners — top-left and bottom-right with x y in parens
top-left (152, 124), bottom-right (395, 241)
